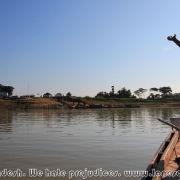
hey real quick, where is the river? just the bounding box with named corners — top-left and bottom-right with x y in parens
top-left (0, 108), bottom-right (180, 180)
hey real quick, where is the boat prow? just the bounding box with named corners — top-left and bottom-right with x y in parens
top-left (142, 118), bottom-right (180, 180)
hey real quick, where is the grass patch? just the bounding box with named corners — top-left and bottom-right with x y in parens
top-left (85, 97), bottom-right (178, 104)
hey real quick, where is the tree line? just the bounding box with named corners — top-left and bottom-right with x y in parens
top-left (1, 83), bottom-right (179, 100)
top-left (95, 86), bottom-right (179, 99)
top-left (147, 87), bottom-right (175, 99)
top-left (95, 87), bottom-right (136, 98)
top-left (0, 84), bottom-right (14, 96)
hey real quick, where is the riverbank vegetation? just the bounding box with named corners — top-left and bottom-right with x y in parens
top-left (0, 98), bottom-right (61, 109)
top-left (1, 84), bottom-right (180, 109)
top-left (93, 86), bottom-right (180, 102)
top-left (0, 84), bottom-right (14, 96)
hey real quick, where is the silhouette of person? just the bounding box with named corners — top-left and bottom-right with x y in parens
top-left (167, 34), bottom-right (180, 47)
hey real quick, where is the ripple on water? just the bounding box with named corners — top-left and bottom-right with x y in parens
top-left (0, 108), bottom-right (177, 179)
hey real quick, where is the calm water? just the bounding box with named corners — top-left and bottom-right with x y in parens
top-left (1, 108), bottom-right (180, 180)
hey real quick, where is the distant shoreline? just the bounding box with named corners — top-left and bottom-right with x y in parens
top-left (1, 97), bottom-right (180, 109)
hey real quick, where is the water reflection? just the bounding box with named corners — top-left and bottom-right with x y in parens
top-left (1, 108), bottom-right (180, 180)
top-left (0, 109), bottom-right (13, 132)
top-left (1, 108), bottom-right (180, 133)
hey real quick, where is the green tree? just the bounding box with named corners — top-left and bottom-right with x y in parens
top-left (172, 93), bottom-right (180, 99)
top-left (147, 92), bottom-right (161, 99)
top-left (96, 91), bottom-right (110, 98)
top-left (0, 84), bottom-right (3, 91)
top-left (149, 87), bottom-right (159, 92)
top-left (55, 93), bottom-right (62, 97)
top-left (66, 92), bottom-right (71, 96)
top-left (103, 91), bottom-right (109, 98)
top-left (0, 85), bottom-right (14, 96)
top-left (147, 93), bottom-right (155, 99)
top-left (117, 87), bottom-right (132, 98)
top-left (148, 87), bottom-right (159, 99)
top-left (96, 91), bottom-right (104, 98)
top-left (110, 86), bottom-right (115, 98)
top-left (134, 88), bottom-right (147, 98)
top-left (155, 94), bottom-right (161, 99)
top-left (159, 86), bottom-right (172, 98)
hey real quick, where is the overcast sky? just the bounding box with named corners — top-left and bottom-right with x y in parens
top-left (1, 0), bottom-right (180, 97)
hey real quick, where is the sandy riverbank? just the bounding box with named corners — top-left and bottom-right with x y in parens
top-left (0, 98), bottom-right (62, 109)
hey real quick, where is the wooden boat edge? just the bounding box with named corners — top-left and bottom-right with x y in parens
top-left (141, 129), bottom-right (176, 180)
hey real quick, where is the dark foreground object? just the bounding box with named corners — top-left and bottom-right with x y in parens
top-left (167, 34), bottom-right (180, 48)
top-left (142, 118), bottom-right (180, 180)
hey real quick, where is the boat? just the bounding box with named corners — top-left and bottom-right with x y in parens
top-left (142, 118), bottom-right (180, 180)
